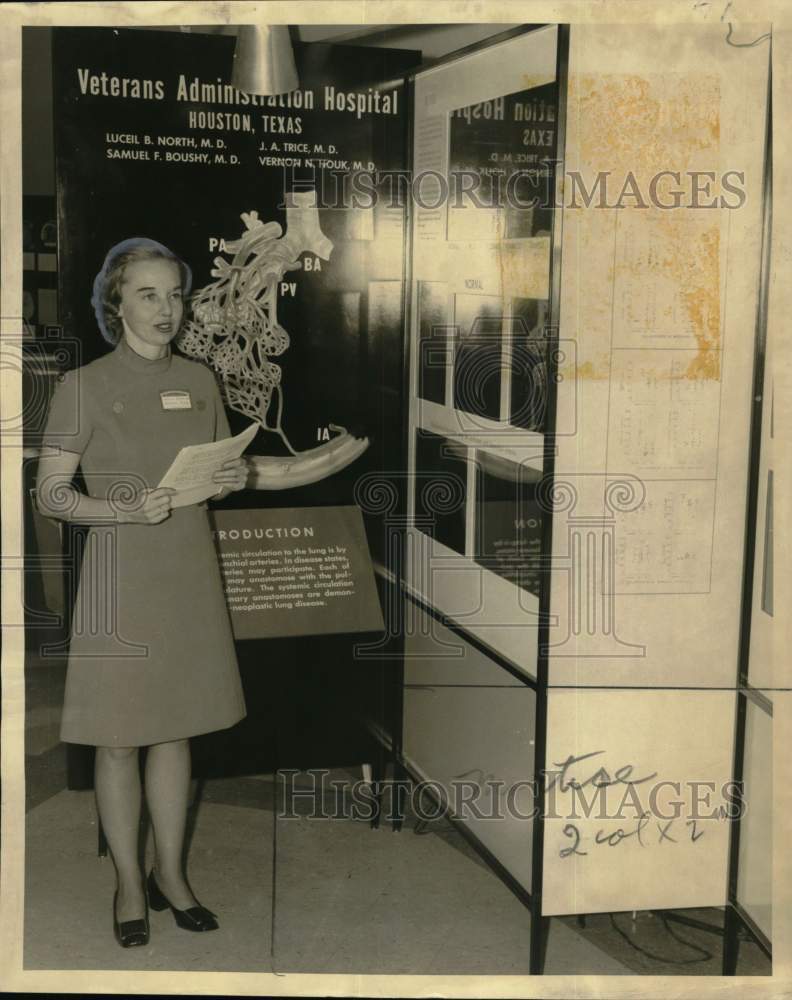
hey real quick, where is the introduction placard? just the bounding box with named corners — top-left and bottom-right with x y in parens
top-left (210, 506), bottom-right (384, 639)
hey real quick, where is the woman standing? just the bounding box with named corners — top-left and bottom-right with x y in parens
top-left (37, 238), bottom-right (249, 947)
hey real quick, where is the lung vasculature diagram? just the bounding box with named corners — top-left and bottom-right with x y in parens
top-left (177, 190), bottom-right (369, 489)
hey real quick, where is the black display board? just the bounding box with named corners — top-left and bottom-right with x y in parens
top-left (211, 505), bottom-right (385, 639)
top-left (52, 27), bottom-right (415, 522)
top-left (52, 27), bottom-right (416, 783)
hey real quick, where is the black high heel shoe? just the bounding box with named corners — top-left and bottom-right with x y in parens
top-left (113, 890), bottom-right (150, 948)
top-left (146, 870), bottom-right (219, 932)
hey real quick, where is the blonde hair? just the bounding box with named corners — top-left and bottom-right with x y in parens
top-left (92, 238), bottom-right (192, 345)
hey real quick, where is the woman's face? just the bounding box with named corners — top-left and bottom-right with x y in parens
top-left (117, 258), bottom-right (183, 350)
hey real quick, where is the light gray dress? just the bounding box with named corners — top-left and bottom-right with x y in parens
top-left (41, 337), bottom-right (247, 746)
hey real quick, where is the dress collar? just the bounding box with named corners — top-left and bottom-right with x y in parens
top-left (114, 336), bottom-right (172, 374)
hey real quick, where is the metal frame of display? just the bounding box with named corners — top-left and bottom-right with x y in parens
top-left (723, 45), bottom-right (774, 974)
top-left (529, 20), bottom-right (569, 973)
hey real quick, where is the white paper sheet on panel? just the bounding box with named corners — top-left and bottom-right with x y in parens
top-left (542, 689), bottom-right (735, 916)
top-left (549, 23), bottom-right (770, 689)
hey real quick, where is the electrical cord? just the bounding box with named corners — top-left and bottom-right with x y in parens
top-left (608, 912), bottom-right (713, 966)
top-left (661, 914), bottom-right (715, 962)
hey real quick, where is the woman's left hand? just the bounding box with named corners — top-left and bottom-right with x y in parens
top-left (212, 458), bottom-right (249, 493)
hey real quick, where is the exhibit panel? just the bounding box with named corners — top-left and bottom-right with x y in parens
top-left (402, 605), bottom-right (536, 894)
top-left (747, 398), bottom-right (775, 694)
top-left (747, 117), bottom-right (786, 694)
top-left (405, 25), bottom-right (562, 674)
top-left (548, 23), bottom-right (771, 689)
top-left (735, 698), bottom-right (772, 942)
top-left (398, 23), bottom-right (776, 945)
top-left (758, 35), bottom-right (792, 697)
top-left (399, 26), bottom-right (565, 939)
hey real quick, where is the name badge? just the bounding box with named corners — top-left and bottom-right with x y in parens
top-left (160, 390), bottom-right (192, 411)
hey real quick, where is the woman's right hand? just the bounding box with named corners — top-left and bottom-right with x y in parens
top-left (122, 487), bottom-right (175, 525)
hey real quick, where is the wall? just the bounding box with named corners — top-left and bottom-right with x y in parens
top-left (21, 28), bottom-right (54, 196)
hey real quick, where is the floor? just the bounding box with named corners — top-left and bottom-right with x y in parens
top-left (22, 652), bottom-right (772, 976)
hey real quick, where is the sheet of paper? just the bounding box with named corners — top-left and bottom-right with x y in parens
top-left (157, 422), bottom-right (258, 507)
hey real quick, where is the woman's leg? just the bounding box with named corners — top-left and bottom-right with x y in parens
top-left (94, 745), bottom-right (145, 922)
top-left (144, 739), bottom-right (197, 909)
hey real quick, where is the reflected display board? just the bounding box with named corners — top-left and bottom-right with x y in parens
top-left (405, 25), bottom-right (559, 675)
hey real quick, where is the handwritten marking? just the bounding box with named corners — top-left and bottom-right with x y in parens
top-left (657, 819), bottom-right (677, 843)
top-left (560, 823), bottom-right (588, 857)
top-left (561, 812), bottom-right (652, 858)
top-left (546, 750), bottom-right (658, 793)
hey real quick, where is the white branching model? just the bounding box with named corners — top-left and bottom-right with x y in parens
top-left (177, 190), bottom-right (369, 489)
